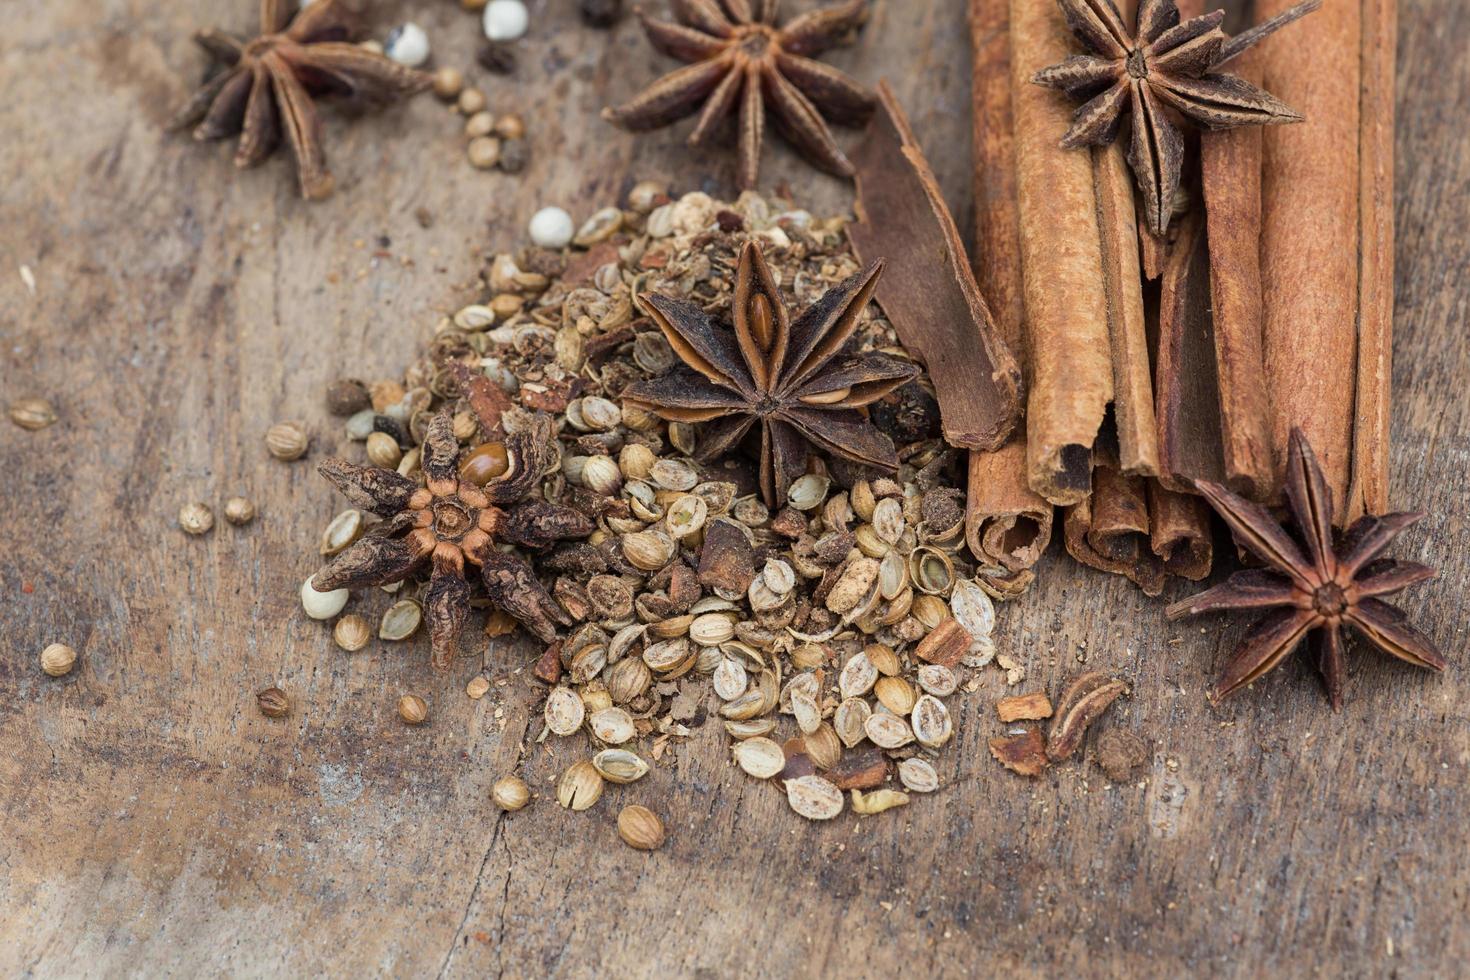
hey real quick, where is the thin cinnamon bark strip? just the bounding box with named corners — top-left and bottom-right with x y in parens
top-left (1347, 0), bottom-right (1395, 521)
top-left (1093, 141), bottom-right (1159, 476)
top-left (849, 81), bottom-right (1022, 452)
top-left (1259, 0), bottom-right (1361, 518)
top-left (963, 0), bottom-right (1052, 591)
top-left (1062, 453), bottom-right (1166, 597)
top-left (1197, 46), bottom-right (1275, 502)
top-left (1010, 0), bottom-right (1113, 505)
top-left (1153, 208), bottom-right (1227, 492)
top-left (1147, 481), bottom-right (1212, 581)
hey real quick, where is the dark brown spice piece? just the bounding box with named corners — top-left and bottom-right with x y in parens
top-left (989, 729), bottom-right (1049, 777)
top-left (822, 745), bottom-right (889, 790)
top-left (1167, 428), bottom-right (1445, 709)
top-left (1030, 0), bottom-right (1318, 235)
top-left (168, 0), bottom-right (431, 200)
top-left (312, 413), bottom-right (592, 670)
top-left (602, 0), bottom-right (875, 188)
top-left (623, 240), bottom-right (917, 508)
top-left (1046, 672), bottom-right (1127, 760)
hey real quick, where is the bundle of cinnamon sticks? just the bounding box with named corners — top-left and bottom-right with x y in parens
top-left (963, 0), bottom-right (1395, 596)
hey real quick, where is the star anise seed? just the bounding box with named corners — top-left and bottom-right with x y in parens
top-left (1032, 0), bottom-right (1319, 235)
top-left (602, 0), bottom-right (876, 188)
top-left (1167, 428), bottom-right (1445, 710)
top-left (313, 413), bottom-right (593, 671)
top-left (168, 0), bottom-right (431, 200)
top-left (622, 240), bottom-right (918, 508)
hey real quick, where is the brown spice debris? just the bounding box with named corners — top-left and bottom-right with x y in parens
top-left (1093, 730), bottom-right (1150, 783)
top-left (989, 729), bottom-right (1049, 778)
top-left (823, 745), bottom-right (890, 791)
top-left (1046, 673), bottom-right (1128, 762)
top-left (849, 81), bottom-right (1022, 452)
top-left (914, 618), bottom-right (971, 670)
top-left (996, 692), bottom-right (1053, 723)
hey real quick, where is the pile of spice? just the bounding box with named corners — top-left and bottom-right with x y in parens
top-left (299, 187), bottom-right (1021, 826)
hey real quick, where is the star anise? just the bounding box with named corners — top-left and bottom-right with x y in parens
top-left (622, 240), bottom-right (918, 508)
top-left (168, 0), bottom-right (431, 200)
top-left (1167, 429), bottom-right (1445, 709)
top-left (312, 413), bottom-right (594, 671)
top-left (1032, 0), bottom-right (1318, 235)
top-left (602, 0), bottom-right (876, 189)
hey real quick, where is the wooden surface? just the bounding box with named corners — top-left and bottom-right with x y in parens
top-left (2, 1), bottom-right (1467, 976)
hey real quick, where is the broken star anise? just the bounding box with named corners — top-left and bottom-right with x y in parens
top-left (622, 240), bottom-right (918, 508)
top-left (1032, 0), bottom-right (1318, 235)
top-left (168, 0), bottom-right (431, 200)
top-left (1167, 429), bottom-right (1446, 710)
top-left (602, 0), bottom-right (876, 189)
top-left (312, 413), bottom-right (594, 671)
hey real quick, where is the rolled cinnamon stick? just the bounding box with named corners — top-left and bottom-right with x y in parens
top-left (1259, 0), bottom-right (1361, 517)
top-left (1062, 452), bottom-right (1166, 598)
top-left (1147, 482), bottom-right (1212, 581)
top-left (1347, 0), bottom-right (1396, 521)
top-left (1010, 0), bottom-right (1114, 505)
top-left (964, 0), bottom-right (1053, 591)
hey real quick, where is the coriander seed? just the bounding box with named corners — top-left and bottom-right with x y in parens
top-left (40, 643), bottom-right (77, 677)
top-left (492, 775), bottom-right (530, 811)
top-left (222, 496), bottom-right (257, 525)
top-left (465, 110), bottom-right (496, 139)
top-left (617, 805), bottom-right (665, 851)
top-left (179, 501), bottom-right (215, 535)
top-left (9, 397), bottom-right (57, 430)
top-left (333, 614), bottom-right (372, 652)
top-left (493, 113), bottom-right (525, 140)
top-left (325, 378), bottom-right (370, 416)
top-left (365, 431), bottom-right (402, 468)
top-left (257, 687), bottom-right (289, 718)
top-left (467, 136), bottom-right (502, 170)
top-left (265, 421), bottom-right (309, 461)
top-left (398, 694), bottom-right (428, 725)
top-left (432, 66), bottom-right (464, 100)
top-left (457, 87), bottom-right (487, 115)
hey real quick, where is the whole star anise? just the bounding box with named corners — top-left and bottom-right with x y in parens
top-left (1167, 429), bottom-right (1445, 709)
top-left (622, 240), bottom-right (918, 508)
top-left (168, 0), bottom-right (431, 200)
top-left (312, 413), bottom-right (593, 670)
top-left (602, 0), bottom-right (876, 189)
top-left (1032, 0), bottom-right (1318, 235)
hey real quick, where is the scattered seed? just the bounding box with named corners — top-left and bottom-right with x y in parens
top-left (40, 643), bottom-right (77, 677)
top-left (898, 758), bottom-right (939, 793)
top-left (618, 805), bottom-right (665, 850)
top-left (783, 775), bottom-right (844, 820)
top-left (556, 760), bottom-right (605, 810)
top-left (222, 496), bottom-right (256, 525)
top-left (333, 614), bottom-right (372, 652)
top-left (179, 502), bottom-right (214, 535)
top-left (9, 397), bottom-right (57, 430)
top-left (379, 600), bottom-right (423, 641)
top-left (264, 421), bottom-right (309, 461)
top-left (492, 775), bottom-right (530, 811)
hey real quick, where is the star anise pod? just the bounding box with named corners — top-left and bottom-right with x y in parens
top-left (602, 0), bottom-right (876, 189)
top-left (312, 413), bottom-right (594, 671)
top-left (622, 240), bottom-right (918, 508)
top-left (1032, 0), bottom-right (1318, 235)
top-left (168, 0), bottom-right (431, 200)
top-left (1167, 429), bottom-right (1445, 709)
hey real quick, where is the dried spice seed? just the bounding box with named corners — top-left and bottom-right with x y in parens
top-left (618, 805), bottom-right (665, 850)
top-left (916, 664), bottom-right (957, 697)
top-left (466, 675), bottom-right (491, 700)
top-left (40, 643), bottom-right (78, 678)
top-left (265, 421), bottom-right (310, 461)
top-left (589, 707), bottom-right (636, 745)
top-left (319, 509), bottom-right (365, 556)
top-left (398, 693), bottom-right (429, 724)
top-left (256, 687), bottom-right (289, 718)
top-left (897, 758), bottom-right (938, 793)
top-left (864, 712), bottom-right (914, 750)
top-left (556, 761), bottom-right (605, 811)
top-left (492, 775), bottom-right (530, 811)
top-left (592, 748), bottom-right (650, 784)
top-left (990, 729), bottom-right (1049, 777)
top-left (910, 695), bottom-right (952, 748)
top-left (833, 697), bottom-right (871, 748)
top-left (9, 397), bottom-right (58, 430)
top-left (179, 502), bottom-right (215, 536)
top-left (733, 737), bottom-right (786, 779)
top-left (379, 599), bottom-right (424, 641)
top-left (168, 0), bottom-right (430, 199)
top-left (545, 686), bottom-right (586, 736)
top-left (1047, 674), bottom-right (1129, 762)
top-left (333, 614), bottom-right (372, 652)
top-left (997, 692), bottom-right (1053, 723)
top-left (783, 775), bottom-right (845, 820)
top-left (623, 242), bottom-right (918, 508)
top-left (222, 496), bottom-right (257, 526)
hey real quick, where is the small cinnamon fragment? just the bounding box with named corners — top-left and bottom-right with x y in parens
top-left (823, 745), bottom-right (890, 791)
top-left (1062, 454), bottom-right (1166, 596)
top-left (1147, 482), bottom-right (1213, 581)
top-left (915, 618), bottom-right (972, 670)
top-left (1047, 673), bottom-right (1128, 762)
top-left (996, 692), bottom-right (1053, 723)
top-left (533, 642), bottom-right (564, 685)
top-left (989, 729), bottom-right (1049, 777)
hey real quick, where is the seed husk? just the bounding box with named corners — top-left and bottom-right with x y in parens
top-left (492, 775), bottom-right (530, 811)
top-left (838, 651), bottom-right (878, 699)
top-left (803, 723), bottom-right (842, 770)
top-left (916, 663), bottom-right (958, 696)
top-left (783, 775), bottom-right (844, 820)
top-left (724, 718), bottom-right (777, 739)
top-left (950, 579), bottom-right (996, 638)
top-left (791, 691), bottom-right (822, 735)
top-left (545, 686), bottom-right (586, 736)
top-left (712, 656), bottom-right (748, 701)
top-left (397, 693), bottom-right (428, 725)
top-left (732, 737), bottom-right (785, 778)
top-left (556, 761), bottom-right (605, 810)
top-left (864, 712), bottom-right (915, 749)
top-left (618, 805), bottom-right (666, 850)
top-left (911, 694), bottom-right (953, 748)
top-left (834, 697), bottom-right (871, 747)
top-left (592, 748), bottom-right (650, 783)
top-left (898, 757), bottom-right (939, 793)
top-left (466, 676), bottom-right (492, 699)
top-left (379, 600), bottom-right (423, 641)
top-left (589, 706), bottom-right (636, 745)
top-left (319, 509), bottom-right (365, 556)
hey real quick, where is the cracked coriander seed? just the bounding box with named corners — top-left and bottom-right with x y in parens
top-left (398, 693), bottom-right (428, 725)
top-left (492, 775), bottom-right (530, 811)
top-left (179, 501), bottom-right (215, 535)
top-left (265, 421), bottom-right (309, 461)
top-left (617, 805), bottom-right (665, 851)
top-left (256, 687), bottom-right (289, 718)
top-left (9, 397), bottom-right (57, 430)
top-left (222, 496), bottom-right (256, 526)
top-left (333, 614), bottom-right (372, 652)
top-left (41, 643), bottom-right (77, 677)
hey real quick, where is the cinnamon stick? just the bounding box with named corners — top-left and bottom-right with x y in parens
top-left (964, 0), bottom-right (1052, 592)
top-left (1009, 0), bottom-right (1114, 505)
top-left (1347, 0), bottom-right (1396, 521)
top-left (1062, 452), bottom-right (1166, 598)
top-left (849, 81), bottom-right (1022, 452)
top-left (1258, 0), bottom-right (1361, 518)
top-left (1147, 482), bottom-right (1212, 581)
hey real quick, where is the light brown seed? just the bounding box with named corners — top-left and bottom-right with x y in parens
top-left (732, 737), bottom-right (785, 779)
top-left (222, 496), bottom-right (256, 525)
top-left (432, 66), bottom-right (464, 100)
top-left (556, 761), bottom-right (605, 810)
top-left (365, 431), bottom-right (402, 468)
top-left (834, 698), bottom-right (871, 748)
top-left (9, 397), bottom-right (57, 430)
top-left (864, 712), bottom-right (915, 749)
top-left (838, 651), bottom-right (878, 699)
top-left (265, 421), bottom-right (309, 461)
top-left (256, 686), bottom-right (288, 717)
top-left (333, 614), bottom-right (372, 652)
top-left (398, 694), bottom-right (428, 725)
top-left (466, 676), bottom-right (492, 700)
top-left (545, 686), bottom-right (586, 736)
top-left (618, 805), bottom-right (665, 850)
top-left (468, 136), bottom-right (502, 170)
top-left (803, 723), bottom-right (842, 770)
top-left (593, 748), bottom-right (650, 784)
top-left (783, 775), bottom-right (844, 820)
top-left (40, 643), bottom-right (78, 677)
top-left (589, 707), bottom-right (636, 745)
top-left (492, 775), bottom-right (530, 811)
top-left (178, 502), bottom-right (214, 535)
top-left (379, 600), bottom-right (422, 641)
top-left (911, 695), bottom-right (953, 748)
top-left (875, 676), bottom-right (917, 715)
top-left (897, 758), bottom-right (939, 793)
top-left (866, 643), bottom-right (901, 676)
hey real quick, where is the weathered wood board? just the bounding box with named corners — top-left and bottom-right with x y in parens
top-left (1, 1), bottom-right (1467, 976)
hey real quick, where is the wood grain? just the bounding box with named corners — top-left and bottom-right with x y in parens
top-left (1, 1), bottom-right (1468, 976)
